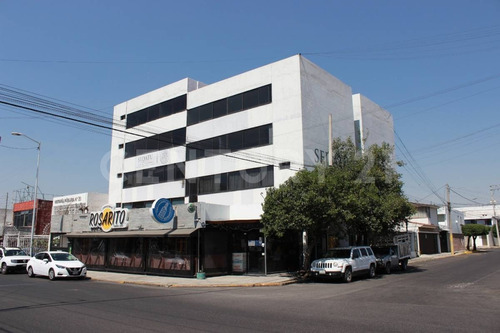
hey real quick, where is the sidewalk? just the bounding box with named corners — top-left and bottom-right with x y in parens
top-left (86, 251), bottom-right (468, 288)
top-left (86, 270), bottom-right (299, 288)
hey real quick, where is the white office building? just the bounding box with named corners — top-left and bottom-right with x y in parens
top-left (64, 55), bottom-right (394, 277)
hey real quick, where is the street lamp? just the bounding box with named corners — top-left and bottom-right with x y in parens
top-left (12, 132), bottom-right (41, 256)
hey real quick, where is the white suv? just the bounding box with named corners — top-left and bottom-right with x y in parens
top-left (310, 246), bottom-right (377, 282)
top-left (0, 247), bottom-right (31, 274)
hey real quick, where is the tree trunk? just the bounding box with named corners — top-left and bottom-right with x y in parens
top-left (466, 236), bottom-right (471, 251)
top-left (302, 232), bottom-right (317, 273)
top-left (472, 236), bottom-right (477, 251)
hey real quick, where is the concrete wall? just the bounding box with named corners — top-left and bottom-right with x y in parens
top-left (300, 56), bottom-right (354, 167)
top-left (50, 202), bottom-right (226, 234)
top-left (352, 94), bottom-right (394, 153)
top-left (437, 207), bottom-right (465, 234)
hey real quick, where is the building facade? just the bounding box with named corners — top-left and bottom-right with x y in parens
top-left (407, 203), bottom-right (442, 255)
top-left (60, 55), bottom-right (395, 277)
top-left (455, 205), bottom-right (499, 247)
top-left (437, 207), bottom-right (466, 252)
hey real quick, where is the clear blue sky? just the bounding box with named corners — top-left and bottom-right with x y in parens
top-left (1, 0), bottom-right (499, 208)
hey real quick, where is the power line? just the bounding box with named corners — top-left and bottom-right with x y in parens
top-left (0, 88), bottom-right (300, 172)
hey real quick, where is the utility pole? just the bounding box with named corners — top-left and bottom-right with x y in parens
top-left (446, 184), bottom-right (455, 255)
top-left (328, 114), bottom-right (333, 166)
top-left (489, 185), bottom-right (500, 246)
top-left (2, 192), bottom-right (8, 245)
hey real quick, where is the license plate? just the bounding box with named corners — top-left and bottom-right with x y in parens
top-left (319, 270), bottom-right (326, 275)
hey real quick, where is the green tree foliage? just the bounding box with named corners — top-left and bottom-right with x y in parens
top-left (261, 138), bottom-right (414, 269)
top-left (461, 224), bottom-right (491, 251)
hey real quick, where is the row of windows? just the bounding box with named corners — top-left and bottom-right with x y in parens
top-left (186, 165), bottom-right (274, 197)
top-left (117, 198), bottom-right (185, 209)
top-left (123, 163), bottom-right (185, 189)
top-left (187, 85), bottom-right (271, 126)
top-left (125, 128), bottom-right (186, 159)
top-left (126, 95), bottom-right (187, 129)
top-left (186, 124), bottom-right (272, 161)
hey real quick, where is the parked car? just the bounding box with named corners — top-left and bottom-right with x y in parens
top-left (0, 247), bottom-right (31, 274)
top-left (310, 246), bottom-right (377, 282)
top-left (372, 233), bottom-right (412, 274)
top-left (26, 251), bottom-right (87, 280)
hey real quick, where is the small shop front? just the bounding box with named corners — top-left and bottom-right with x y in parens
top-left (66, 229), bottom-right (197, 276)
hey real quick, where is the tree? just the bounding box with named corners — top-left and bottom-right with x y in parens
top-left (461, 224), bottom-right (491, 251)
top-left (261, 138), bottom-right (414, 270)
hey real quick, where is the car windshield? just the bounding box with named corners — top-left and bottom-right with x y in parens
top-left (324, 249), bottom-right (351, 259)
top-left (6, 249), bottom-right (28, 256)
top-left (50, 253), bottom-right (78, 261)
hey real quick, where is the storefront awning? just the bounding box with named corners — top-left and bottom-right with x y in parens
top-left (167, 228), bottom-right (197, 237)
top-left (66, 228), bottom-right (197, 238)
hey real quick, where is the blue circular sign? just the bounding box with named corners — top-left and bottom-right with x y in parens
top-left (150, 198), bottom-right (175, 224)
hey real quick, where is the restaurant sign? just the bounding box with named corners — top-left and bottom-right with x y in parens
top-left (89, 205), bottom-right (129, 232)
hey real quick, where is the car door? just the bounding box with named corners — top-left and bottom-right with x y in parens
top-left (359, 248), bottom-right (369, 271)
top-left (351, 248), bottom-right (361, 272)
top-left (31, 253), bottom-right (45, 275)
top-left (40, 253), bottom-right (52, 276)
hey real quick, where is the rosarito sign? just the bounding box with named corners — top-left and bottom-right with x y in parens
top-left (89, 205), bottom-right (129, 232)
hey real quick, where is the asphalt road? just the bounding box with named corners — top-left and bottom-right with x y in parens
top-left (0, 249), bottom-right (498, 333)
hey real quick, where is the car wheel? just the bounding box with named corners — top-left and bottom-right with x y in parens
top-left (400, 259), bottom-right (408, 271)
top-left (1, 263), bottom-right (7, 275)
top-left (343, 267), bottom-right (352, 283)
top-left (385, 262), bottom-right (391, 274)
top-left (48, 269), bottom-right (56, 281)
top-left (27, 266), bottom-right (35, 278)
top-left (369, 264), bottom-right (376, 278)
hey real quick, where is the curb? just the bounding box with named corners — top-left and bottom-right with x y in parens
top-left (88, 277), bottom-right (299, 288)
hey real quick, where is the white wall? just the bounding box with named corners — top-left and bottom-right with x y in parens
top-left (300, 57), bottom-right (354, 168)
top-left (352, 94), bottom-right (394, 153)
top-left (437, 207), bottom-right (465, 234)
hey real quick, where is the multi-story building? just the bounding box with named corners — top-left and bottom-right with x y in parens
top-left (61, 55), bottom-right (395, 277)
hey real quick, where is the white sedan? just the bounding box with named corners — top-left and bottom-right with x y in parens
top-left (27, 251), bottom-right (87, 280)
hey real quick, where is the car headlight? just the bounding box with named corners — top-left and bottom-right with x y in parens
top-left (56, 264), bottom-right (66, 269)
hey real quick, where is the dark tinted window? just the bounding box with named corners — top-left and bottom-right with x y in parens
top-left (258, 85), bottom-right (271, 104)
top-left (126, 95), bottom-right (187, 128)
top-left (148, 104), bottom-right (160, 121)
top-left (243, 127), bottom-right (260, 147)
top-left (123, 162), bottom-right (185, 189)
top-left (187, 107), bottom-right (199, 126)
top-left (243, 89), bottom-right (259, 110)
top-left (186, 124), bottom-right (272, 161)
top-left (227, 131), bottom-right (243, 152)
top-left (186, 85), bottom-right (271, 126)
top-left (198, 104), bottom-right (213, 123)
top-left (186, 166), bottom-right (274, 196)
top-left (125, 128), bottom-right (186, 159)
top-left (227, 94), bottom-right (243, 114)
top-left (146, 136), bottom-right (158, 151)
top-left (213, 99), bottom-right (227, 118)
